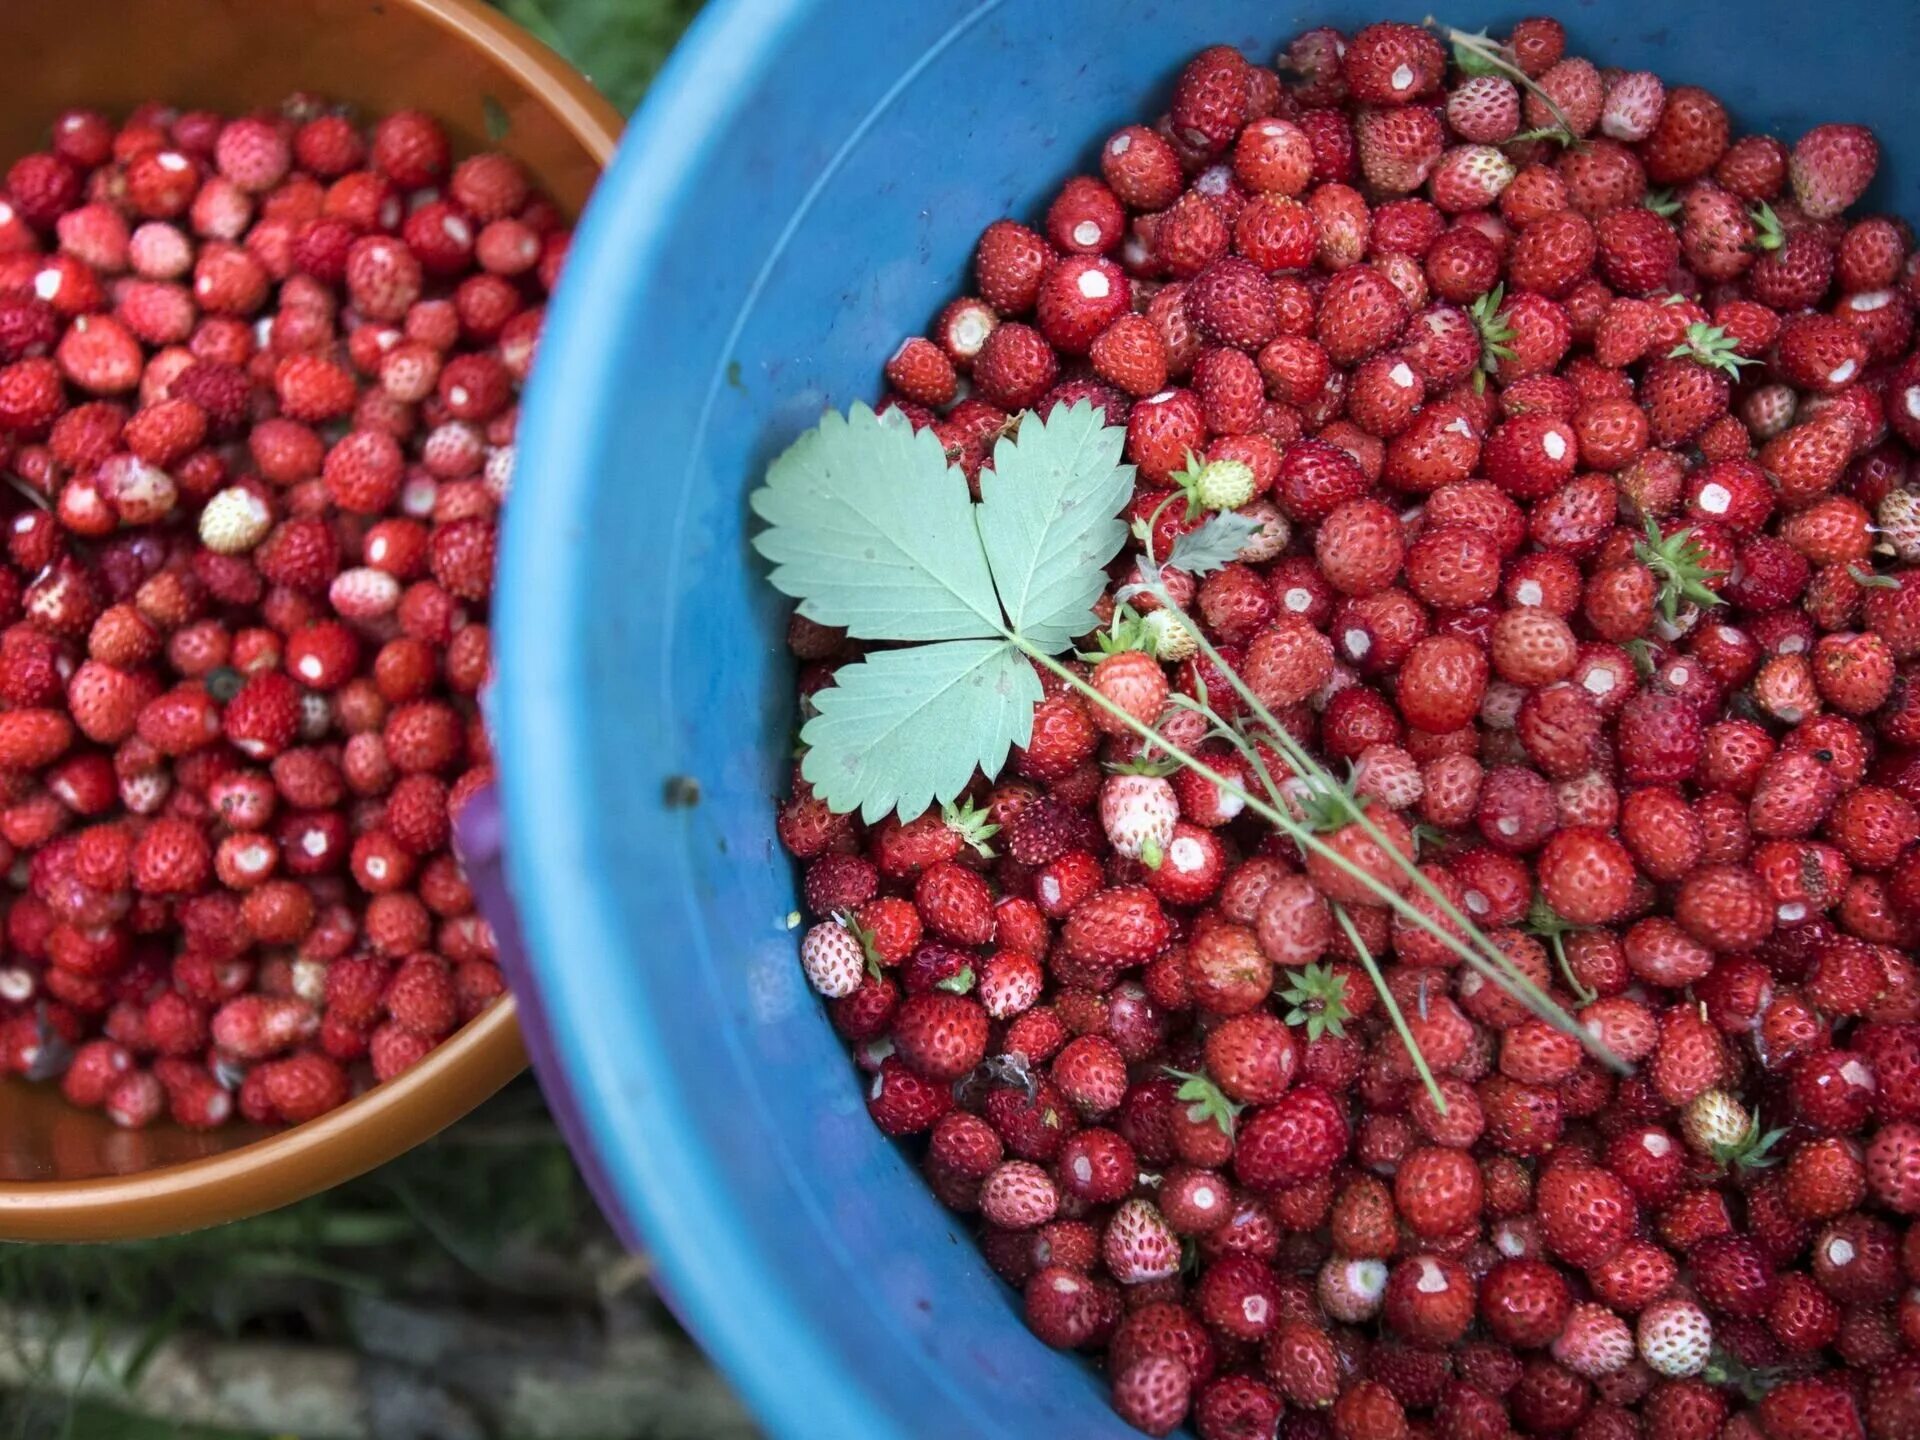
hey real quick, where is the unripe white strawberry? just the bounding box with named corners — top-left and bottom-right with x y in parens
top-left (1191, 458), bottom-right (1253, 512)
top-left (1141, 608), bottom-right (1198, 662)
top-left (799, 921), bottom-right (865, 998)
top-left (1637, 1297), bottom-right (1712, 1377)
top-left (1878, 489), bottom-right (1920, 564)
top-left (1679, 1088), bottom-right (1750, 1157)
top-left (1100, 773), bottom-right (1178, 865)
top-left (199, 486), bottom-right (273, 554)
top-left (1554, 1301), bottom-right (1635, 1377)
top-left (1103, 1198), bottom-right (1182, 1283)
top-left (1317, 1256), bottom-right (1388, 1323)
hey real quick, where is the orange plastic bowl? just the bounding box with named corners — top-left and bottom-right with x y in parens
top-left (0, 0), bottom-right (620, 1241)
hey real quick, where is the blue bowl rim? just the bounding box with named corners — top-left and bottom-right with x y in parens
top-left (492, 1), bottom-right (965, 1435)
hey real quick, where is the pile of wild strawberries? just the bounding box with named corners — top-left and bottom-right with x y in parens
top-left (0, 98), bottom-right (544, 1130)
top-left (775, 17), bottom-right (1920, 1440)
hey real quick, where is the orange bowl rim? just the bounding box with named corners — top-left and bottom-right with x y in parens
top-left (0, 0), bottom-right (620, 1242)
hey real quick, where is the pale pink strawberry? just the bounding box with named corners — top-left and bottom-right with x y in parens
top-left (800, 920), bottom-right (867, 998)
top-left (1100, 773), bottom-right (1179, 864)
top-left (1790, 124), bottom-right (1879, 219)
top-left (1446, 76), bottom-right (1521, 143)
top-left (1600, 72), bottom-right (1666, 142)
top-left (1430, 145), bottom-right (1515, 213)
top-left (1554, 1301), bottom-right (1636, 1377)
top-left (1103, 1198), bottom-right (1183, 1283)
top-left (980, 1160), bottom-right (1060, 1230)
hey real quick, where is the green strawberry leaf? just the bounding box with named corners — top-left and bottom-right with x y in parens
top-left (751, 404), bottom-right (1002, 642)
top-left (1165, 511), bottom-right (1261, 577)
top-left (756, 401), bottom-right (1135, 820)
top-left (798, 640), bottom-right (1041, 822)
top-left (976, 402), bottom-right (1136, 652)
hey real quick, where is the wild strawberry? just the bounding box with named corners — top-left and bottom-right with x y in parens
top-left (1790, 124), bottom-right (1879, 220)
top-left (1537, 1163), bottom-right (1635, 1267)
top-left (1316, 265), bottom-right (1409, 364)
top-left (1343, 23), bottom-right (1444, 106)
top-left (1758, 1378), bottom-right (1866, 1440)
top-left (1637, 1297), bottom-right (1712, 1378)
top-left (1111, 1355), bottom-right (1190, 1437)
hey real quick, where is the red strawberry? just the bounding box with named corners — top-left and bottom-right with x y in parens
top-left (1233, 1084), bottom-right (1346, 1190)
top-left (1316, 265), bottom-right (1409, 364)
top-left (1536, 1164), bottom-right (1636, 1267)
top-left (1063, 886), bottom-right (1169, 972)
top-left (1790, 124), bottom-right (1879, 220)
top-left (1343, 23), bottom-right (1445, 107)
top-left (1758, 1377), bottom-right (1866, 1440)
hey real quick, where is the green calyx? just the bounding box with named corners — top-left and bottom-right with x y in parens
top-left (1292, 773), bottom-right (1366, 834)
top-left (1750, 201), bottom-right (1786, 252)
top-left (1163, 1067), bottom-right (1242, 1137)
top-left (1634, 515), bottom-right (1727, 624)
top-left (1080, 604), bottom-right (1157, 662)
top-left (1712, 1108), bottom-right (1789, 1172)
top-left (1108, 753), bottom-right (1181, 780)
top-left (1644, 188), bottom-right (1681, 218)
top-left (1510, 125), bottom-right (1575, 147)
top-left (1668, 323), bottom-right (1758, 378)
top-left (1849, 562), bottom-right (1900, 590)
top-left (1702, 1349), bottom-right (1785, 1404)
top-left (1444, 25), bottom-right (1512, 76)
top-left (835, 909), bottom-right (886, 981)
top-left (941, 798), bottom-right (1000, 858)
top-left (1278, 961), bottom-right (1353, 1041)
top-left (1469, 284), bottom-right (1518, 392)
top-left (1171, 451), bottom-right (1256, 516)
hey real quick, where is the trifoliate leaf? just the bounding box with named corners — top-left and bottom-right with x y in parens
top-left (756, 400), bottom-right (1136, 821)
top-left (976, 402), bottom-right (1136, 651)
top-left (751, 404), bottom-right (1002, 641)
top-left (1165, 511), bottom-right (1261, 578)
top-left (799, 640), bottom-right (1041, 823)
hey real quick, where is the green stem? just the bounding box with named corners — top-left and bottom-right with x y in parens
top-left (1429, 18), bottom-right (1584, 148)
top-left (1334, 903), bottom-right (1447, 1113)
top-left (1014, 641), bottom-right (1575, 1007)
top-left (1151, 601), bottom-right (1623, 1072)
top-left (1548, 931), bottom-right (1597, 1005)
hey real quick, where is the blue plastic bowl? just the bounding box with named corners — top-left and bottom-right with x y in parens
top-left (491, 3), bottom-right (1920, 1435)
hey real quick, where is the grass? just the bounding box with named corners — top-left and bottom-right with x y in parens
top-left (493, 0), bottom-right (707, 114)
top-left (0, 1078), bottom-right (602, 1438)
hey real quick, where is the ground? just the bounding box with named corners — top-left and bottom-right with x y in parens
top-left (1, 3), bottom-right (731, 1435)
